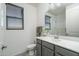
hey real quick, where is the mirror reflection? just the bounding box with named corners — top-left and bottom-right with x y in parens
top-left (44, 3), bottom-right (79, 37)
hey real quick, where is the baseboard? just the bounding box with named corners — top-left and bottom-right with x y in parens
top-left (14, 50), bottom-right (27, 56)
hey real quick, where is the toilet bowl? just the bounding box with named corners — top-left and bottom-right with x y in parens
top-left (27, 44), bottom-right (36, 56)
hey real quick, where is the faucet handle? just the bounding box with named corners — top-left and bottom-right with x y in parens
top-left (54, 35), bottom-right (59, 39)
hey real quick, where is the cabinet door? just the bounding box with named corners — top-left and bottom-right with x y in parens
top-left (42, 46), bottom-right (54, 56)
top-left (36, 44), bottom-right (41, 56)
top-left (42, 41), bottom-right (54, 50)
top-left (55, 45), bottom-right (79, 56)
top-left (55, 53), bottom-right (62, 56)
top-left (37, 39), bottom-right (41, 44)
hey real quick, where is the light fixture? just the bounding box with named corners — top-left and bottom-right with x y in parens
top-left (49, 3), bottom-right (62, 9)
top-left (49, 3), bottom-right (55, 9)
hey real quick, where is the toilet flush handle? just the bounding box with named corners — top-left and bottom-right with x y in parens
top-left (1, 45), bottom-right (7, 50)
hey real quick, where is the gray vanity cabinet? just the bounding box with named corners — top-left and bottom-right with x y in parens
top-left (55, 45), bottom-right (79, 56)
top-left (42, 41), bottom-right (54, 56)
top-left (42, 41), bottom-right (54, 50)
top-left (55, 53), bottom-right (62, 56)
top-left (36, 43), bottom-right (41, 56)
top-left (36, 39), bottom-right (54, 56)
top-left (36, 39), bottom-right (79, 56)
top-left (42, 46), bottom-right (54, 56)
top-left (37, 39), bottom-right (42, 44)
top-left (36, 39), bottom-right (42, 56)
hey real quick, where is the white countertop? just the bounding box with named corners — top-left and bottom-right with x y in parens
top-left (36, 37), bottom-right (79, 53)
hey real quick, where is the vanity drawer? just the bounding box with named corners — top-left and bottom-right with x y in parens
top-left (42, 41), bottom-right (54, 50)
top-left (37, 39), bottom-right (42, 44)
top-left (42, 46), bottom-right (54, 56)
top-left (55, 53), bottom-right (62, 56)
top-left (55, 45), bottom-right (79, 56)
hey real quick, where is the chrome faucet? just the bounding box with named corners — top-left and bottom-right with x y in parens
top-left (54, 35), bottom-right (59, 39)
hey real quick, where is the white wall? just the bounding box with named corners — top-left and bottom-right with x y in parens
top-left (56, 12), bottom-right (66, 35)
top-left (37, 3), bottom-right (49, 26)
top-left (0, 3), bottom-right (5, 56)
top-left (66, 4), bottom-right (79, 37)
top-left (2, 3), bottom-right (37, 56)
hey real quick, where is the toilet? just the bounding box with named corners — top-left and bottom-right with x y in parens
top-left (27, 44), bottom-right (36, 56)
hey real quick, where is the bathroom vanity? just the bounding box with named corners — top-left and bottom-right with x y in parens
top-left (36, 3), bottom-right (79, 56)
top-left (36, 37), bottom-right (79, 56)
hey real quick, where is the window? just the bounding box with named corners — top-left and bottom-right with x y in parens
top-left (6, 3), bottom-right (24, 30)
top-left (45, 15), bottom-right (51, 30)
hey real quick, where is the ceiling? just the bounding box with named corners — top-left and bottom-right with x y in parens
top-left (48, 6), bottom-right (66, 15)
top-left (47, 3), bottom-right (72, 15)
top-left (28, 3), bottom-right (72, 15)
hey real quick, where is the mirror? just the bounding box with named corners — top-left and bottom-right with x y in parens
top-left (45, 3), bottom-right (79, 37)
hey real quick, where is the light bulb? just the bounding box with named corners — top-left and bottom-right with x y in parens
top-left (50, 3), bottom-right (55, 9)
